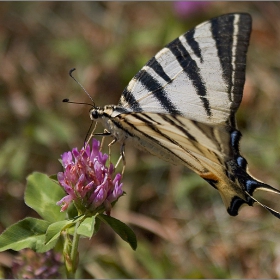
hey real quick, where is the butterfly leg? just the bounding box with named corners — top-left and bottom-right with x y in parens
top-left (88, 127), bottom-right (111, 147)
top-left (93, 129), bottom-right (111, 138)
top-left (100, 129), bottom-right (110, 150)
top-left (107, 137), bottom-right (117, 163)
top-left (115, 143), bottom-right (126, 175)
top-left (91, 129), bottom-right (111, 150)
top-left (121, 143), bottom-right (126, 175)
top-left (93, 128), bottom-right (126, 175)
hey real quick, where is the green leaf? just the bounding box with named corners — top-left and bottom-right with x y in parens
top-left (0, 217), bottom-right (56, 253)
top-left (45, 220), bottom-right (75, 245)
top-left (97, 214), bottom-right (137, 250)
top-left (25, 172), bottom-right (66, 223)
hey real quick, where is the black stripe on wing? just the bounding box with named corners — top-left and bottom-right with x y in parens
top-left (167, 38), bottom-right (211, 117)
top-left (120, 88), bottom-right (143, 112)
top-left (185, 29), bottom-right (203, 63)
top-left (146, 57), bottom-right (172, 83)
top-left (134, 70), bottom-right (181, 115)
top-left (231, 14), bottom-right (251, 105)
top-left (162, 115), bottom-right (197, 142)
top-left (211, 15), bottom-right (234, 96)
top-left (211, 13), bottom-right (251, 108)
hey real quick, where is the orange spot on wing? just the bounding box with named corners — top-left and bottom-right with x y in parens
top-left (200, 172), bottom-right (219, 181)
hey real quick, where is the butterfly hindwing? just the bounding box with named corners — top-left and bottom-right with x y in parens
top-left (109, 110), bottom-right (280, 217)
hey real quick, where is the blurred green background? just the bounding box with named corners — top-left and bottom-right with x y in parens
top-left (1, 2), bottom-right (280, 278)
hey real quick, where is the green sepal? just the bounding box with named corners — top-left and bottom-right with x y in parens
top-left (45, 220), bottom-right (76, 245)
top-left (77, 216), bottom-right (102, 238)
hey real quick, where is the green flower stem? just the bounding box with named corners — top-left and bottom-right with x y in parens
top-left (63, 221), bottom-right (81, 279)
top-left (70, 221), bottom-right (81, 276)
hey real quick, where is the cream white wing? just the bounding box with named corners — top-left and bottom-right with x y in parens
top-left (118, 13), bottom-right (251, 126)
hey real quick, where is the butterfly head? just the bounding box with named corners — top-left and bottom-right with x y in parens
top-left (90, 107), bottom-right (101, 120)
top-left (89, 105), bottom-right (115, 121)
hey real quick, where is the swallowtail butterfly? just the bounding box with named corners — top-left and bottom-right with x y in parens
top-left (90, 13), bottom-right (280, 218)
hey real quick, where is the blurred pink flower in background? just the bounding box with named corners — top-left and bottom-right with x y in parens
top-left (173, 1), bottom-right (211, 18)
top-left (12, 249), bottom-right (62, 279)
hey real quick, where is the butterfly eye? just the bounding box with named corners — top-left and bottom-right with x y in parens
top-left (91, 110), bottom-right (99, 120)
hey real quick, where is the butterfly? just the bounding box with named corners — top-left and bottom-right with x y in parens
top-left (89, 13), bottom-right (280, 218)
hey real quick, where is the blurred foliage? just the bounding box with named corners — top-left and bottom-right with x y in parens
top-left (1, 1), bottom-right (280, 278)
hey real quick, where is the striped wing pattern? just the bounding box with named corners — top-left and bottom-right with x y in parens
top-left (92, 13), bottom-right (280, 218)
top-left (118, 13), bottom-right (251, 126)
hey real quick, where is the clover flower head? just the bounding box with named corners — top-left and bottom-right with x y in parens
top-left (57, 139), bottom-right (123, 214)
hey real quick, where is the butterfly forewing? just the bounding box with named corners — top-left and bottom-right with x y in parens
top-left (118, 13), bottom-right (251, 125)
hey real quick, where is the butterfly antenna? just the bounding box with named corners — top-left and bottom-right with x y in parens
top-left (62, 98), bottom-right (93, 107)
top-left (69, 68), bottom-right (95, 105)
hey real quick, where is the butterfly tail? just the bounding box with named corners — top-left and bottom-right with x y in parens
top-left (223, 173), bottom-right (280, 218)
top-left (244, 180), bottom-right (280, 219)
